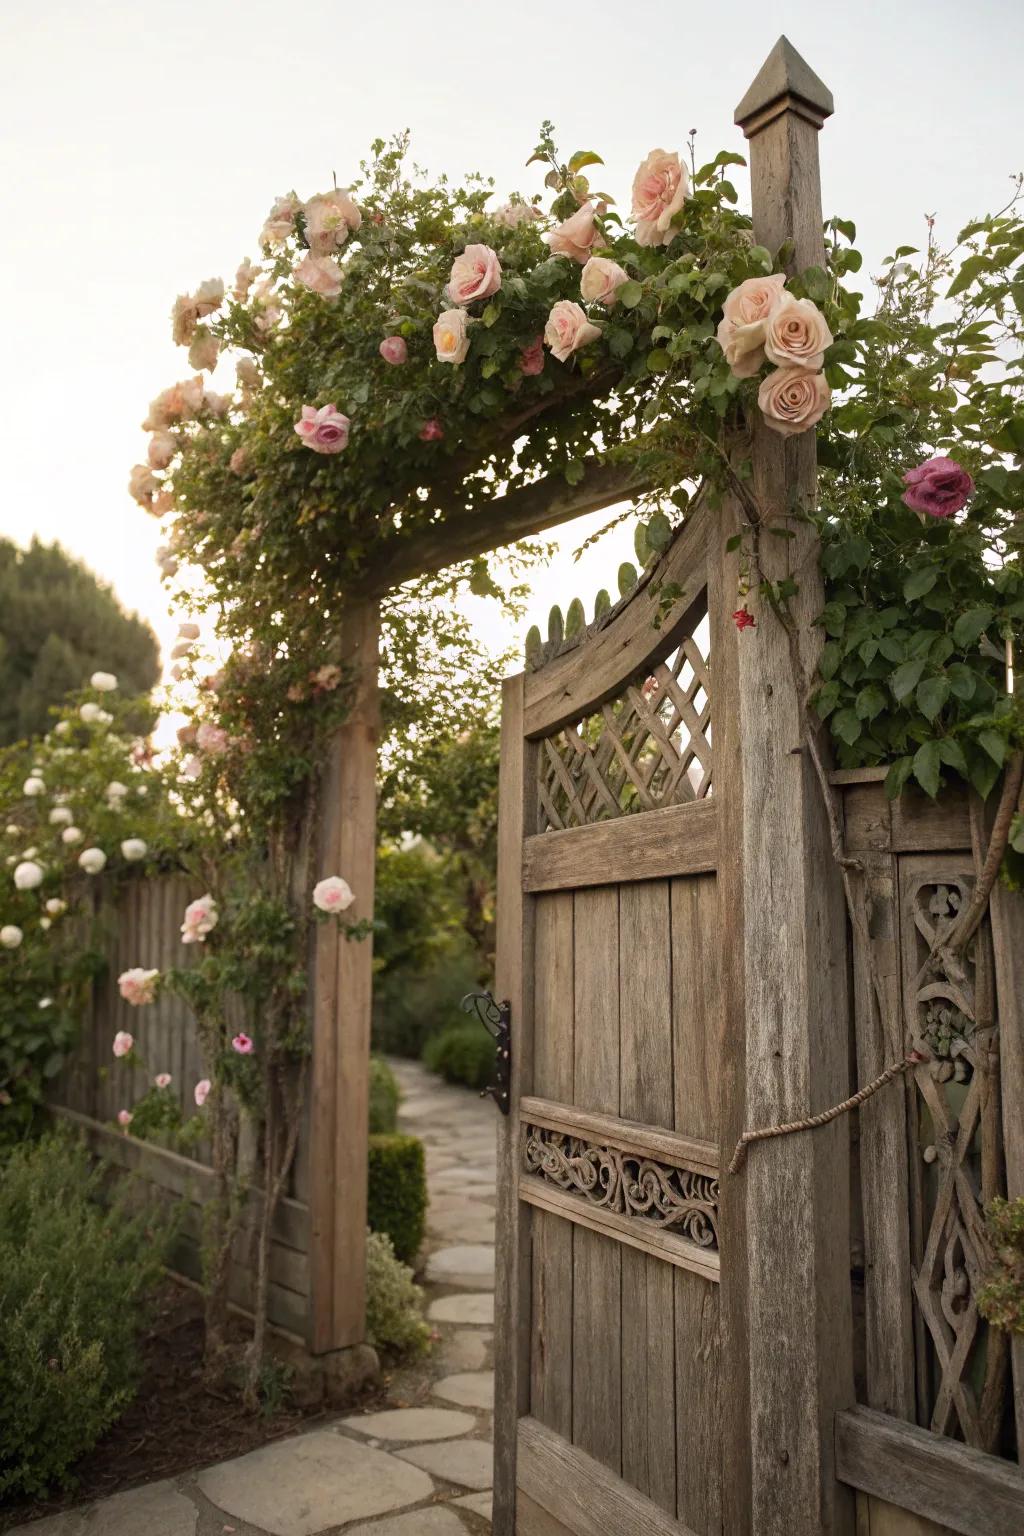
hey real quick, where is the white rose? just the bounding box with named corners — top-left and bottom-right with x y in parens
top-left (39, 917), bottom-right (51, 931)
top-left (14, 861), bottom-right (44, 890)
top-left (580, 256), bottom-right (630, 308)
top-left (90, 672), bottom-right (118, 692)
top-left (23, 777), bottom-right (45, 797)
top-left (49, 807), bottom-right (73, 826)
top-left (79, 848), bottom-right (107, 875)
top-left (54, 720), bottom-right (71, 737)
top-left (45, 898), bottom-right (66, 916)
top-left (121, 839), bottom-right (148, 861)
top-left (0, 925), bottom-right (23, 949)
top-left (433, 308), bottom-right (470, 365)
top-left (62, 826), bottom-right (84, 845)
top-left (80, 702), bottom-right (102, 723)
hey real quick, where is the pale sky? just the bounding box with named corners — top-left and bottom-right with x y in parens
top-left (1, 0), bottom-right (1021, 676)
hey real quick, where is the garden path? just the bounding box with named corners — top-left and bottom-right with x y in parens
top-left (12, 1058), bottom-right (497, 1536)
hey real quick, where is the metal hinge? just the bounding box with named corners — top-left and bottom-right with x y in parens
top-left (461, 991), bottom-right (512, 1115)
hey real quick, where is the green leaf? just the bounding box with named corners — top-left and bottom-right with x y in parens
top-left (948, 663), bottom-right (978, 701)
top-left (903, 566), bottom-right (939, 601)
top-left (525, 625), bottom-right (543, 664)
top-left (912, 740), bottom-right (941, 798)
top-left (617, 562), bottom-right (638, 597)
top-left (978, 729), bottom-right (1006, 766)
top-left (916, 675), bottom-right (950, 722)
top-left (818, 641), bottom-right (841, 681)
top-left (565, 597), bottom-right (586, 637)
top-left (607, 327), bottom-right (634, 359)
top-left (813, 681), bottom-right (841, 720)
top-left (646, 348), bottom-right (671, 373)
top-left (832, 707), bottom-right (863, 746)
top-left (884, 756), bottom-right (915, 799)
top-left (855, 684), bottom-right (886, 722)
top-left (802, 265), bottom-right (831, 303)
top-left (891, 657), bottom-right (926, 701)
top-left (564, 459), bottom-right (585, 486)
top-left (569, 150), bottom-right (604, 172)
top-left (947, 253), bottom-right (988, 298)
top-left (952, 605), bottom-right (994, 648)
top-left (937, 739), bottom-right (969, 777)
top-left (645, 511), bottom-right (672, 553)
top-left (618, 281), bottom-right (643, 309)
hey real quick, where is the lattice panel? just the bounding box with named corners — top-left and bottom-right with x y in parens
top-left (903, 871), bottom-right (1008, 1452)
top-left (537, 615), bottom-right (712, 831)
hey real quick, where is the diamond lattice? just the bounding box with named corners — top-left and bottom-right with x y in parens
top-left (537, 621), bottom-right (712, 831)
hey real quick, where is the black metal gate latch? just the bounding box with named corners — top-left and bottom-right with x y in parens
top-left (460, 991), bottom-right (511, 1115)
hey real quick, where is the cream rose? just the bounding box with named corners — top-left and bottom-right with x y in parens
top-left (260, 191), bottom-right (302, 248)
top-left (716, 274), bottom-right (788, 377)
top-left (129, 464), bottom-right (159, 508)
top-left (148, 431), bottom-right (176, 470)
top-left (758, 367), bottom-right (832, 438)
top-left (295, 253), bottom-right (343, 299)
top-left (545, 202), bottom-right (599, 265)
top-left (544, 301), bottom-right (602, 363)
top-left (763, 296), bottom-right (833, 371)
top-left (446, 245), bottom-right (502, 306)
top-left (580, 256), bottom-right (629, 307)
top-left (433, 308), bottom-right (471, 365)
top-left (304, 188), bottom-right (362, 255)
top-left (631, 149), bottom-right (688, 247)
top-left (188, 328), bottom-right (219, 373)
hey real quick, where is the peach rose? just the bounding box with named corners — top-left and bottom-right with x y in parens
top-left (304, 188), bottom-right (361, 255)
top-left (580, 256), bottom-right (629, 307)
top-left (544, 300), bottom-right (602, 363)
top-left (171, 294), bottom-right (198, 346)
top-left (295, 252), bottom-right (343, 298)
top-left (236, 356), bottom-right (261, 389)
top-left (260, 191), bottom-right (302, 248)
top-left (234, 259), bottom-right (259, 300)
top-left (142, 377), bottom-right (204, 430)
top-left (193, 278), bottom-right (224, 317)
top-left (148, 432), bottom-right (176, 471)
top-left (493, 200), bottom-right (542, 227)
top-left (758, 367), bottom-right (832, 438)
top-left (129, 464), bottom-right (159, 508)
top-left (715, 274), bottom-right (787, 377)
top-left (763, 296), bottom-right (833, 371)
top-left (546, 202), bottom-right (599, 265)
top-left (188, 328), bottom-right (219, 373)
top-left (631, 149), bottom-right (688, 247)
top-left (433, 308), bottom-right (470, 365)
top-left (447, 244), bottom-right (502, 306)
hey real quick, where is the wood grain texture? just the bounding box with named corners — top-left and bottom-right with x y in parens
top-left (520, 1097), bottom-right (717, 1177)
top-left (571, 886), bottom-right (621, 1473)
top-left (523, 800), bottom-right (718, 893)
top-left (493, 671), bottom-right (533, 1536)
top-left (517, 1416), bottom-right (700, 1536)
top-left (523, 501), bottom-right (710, 739)
top-left (675, 1268), bottom-right (722, 1535)
top-left (859, 1494), bottom-right (956, 1536)
top-left (835, 1406), bottom-right (1024, 1536)
top-left (530, 892), bottom-right (574, 1441)
top-left (517, 1490), bottom-right (579, 1536)
top-left (518, 1178), bottom-right (719, 1281)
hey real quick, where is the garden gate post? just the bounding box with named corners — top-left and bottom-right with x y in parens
top-left (309, 598), bottom-right (381, 1355)
top-left (720, 38), bottom-right (855, 1535)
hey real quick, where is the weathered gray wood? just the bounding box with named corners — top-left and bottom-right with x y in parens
top-left (571, 886), bottom-right (621, 1473)
top-left (835, 1406), bottom-right (1024, 1536)
top-left (518, 1178), bottom-right (719, 1282)
top-left (732, 40), bottom-right (854, 1536)
top-left (858, 1494), bottom-right (955, 1536)
top-left (518, 1490), bottom-right (579, 1536)
top-left (619, 880), bottom-right (677, 1514)
top-left (523, 503), bottom-right (710, 739)
top-left (523, 800), bottom-right (717, 893)
top-left (530, 891), bottom-right (575, 1441)
top-left (518, 1416), bottom-right (700, 1536)
top-left (520, 1097), bottom-right (717, 1177)
top-left (849, 854), bottom-right (916, 1420)
top-left (493, 670), bottom-right (534, 1535)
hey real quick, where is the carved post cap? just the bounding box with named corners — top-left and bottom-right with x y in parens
top-left (735, 36), bottom-right (834, 138)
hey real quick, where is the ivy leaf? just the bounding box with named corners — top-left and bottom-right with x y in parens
top-left (969, 750), bottom-right (1000, 799)
top-left (855, 684), bottom-right (887, 722)
top-left (891, 657), bottom-right (926, 701)
top-left (819, 641), bottom-right (841, 680)
top-left (947, 663), bottom-right (978, 701)
top-left (952, 605), bottom-right (994, 648)
top-left (814, 681), bottom-right (841, 720)
top-left (916, 675), bottom-right (950, 721)
top-left (912, 740), bottom-right (941, 798)
top-left (937, 739), bottom-right (969, 777)
top-left (903, 565), bottom-right (938, 601)
top-left (884, 756), bottom-right (915, 799)
top-left (832, 707), bottom-right (863, 746)
top-left (978, 729), bottom-right (1006, 766)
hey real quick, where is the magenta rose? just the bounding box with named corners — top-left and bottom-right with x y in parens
top-left (519, 338), bottom-right (545, 376)
top-left (294, 404), bottom-right (350, 454)
top-left (419, 418), bottom-right (445, 442)
top-left (901, 456), bottom-right (974, 519)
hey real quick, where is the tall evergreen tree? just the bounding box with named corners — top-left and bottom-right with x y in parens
top-left (0, 539), bottom-right (160, 745)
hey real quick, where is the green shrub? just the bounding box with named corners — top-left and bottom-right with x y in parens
top-left (367, 1133), bottom-right (427, 1266)
top-left (0, 1131), bottom-right (169, 1498)
top-left (368, 1055), bottom-right (400, 1135)
top-left (364, 1229), bottom-right (430, 1359)
top-left (422, 1021), bottom-right (494, 1093)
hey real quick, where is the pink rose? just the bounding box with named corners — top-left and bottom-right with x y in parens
top-left (379, 336), bottom-right (408, 365)
top-left (260, 191), bottom-right (302, 248)
top-left (188, 328), bottom-right (219, 373)
top-left (118, 967), bottom-right (159, 1006)
top-left (232, 1032), bottom-right (254, 1054)
top-left (181, 892), bottom-right (218, 944)
top-left (447, 244), bottom-right (502, 305)
top-left (181, 753), bottom-right (201, 776)
top-left (194, 1078), bottom-right (211, 1107)
top-left (304, 188), bottom-right (362, 255)
top-left (294, 404), bottom-right (351, 454)
top-left (141, 377), bottom-right (204, 430)
top-left (902, 456), bottom-right (974, 519)
top-left (112, 1030), bottom-right (134, 1058)
top-left (419, 418), bottom-right (444, 442)
top-left (757, 367), bottom-right (832, 438)
top-left (129, 464), bottom-right (159, 508)
top-left (313, 875), bottom-right (355, 913)
top-left (519, 338), bottom-right (545, 376)
top-left (171, 294), bottom-right (199, 346)
top-left (204, 390), bottom-right (230, 418)
top-left (295, 253), bottom-right (343, 298)
top-left (763, 296), bottom-right (833, 371)
top-left (631, 149), bottom-right (688, 247)
top-left (580, 256), bottom-right (630, 308)
top-left (716, 274), bottom-right (788, 377)
top-left (193, 278), bottom-right (224, 318)
top-left (545, 202), bottom-right (599, 265)
top-left (196, 722), bottom-right (229, 755)
top-left (433, 308), bottom-right (470, 365)
top-left (154, 1072), bottom-right (172, 1089)
top-left (493, 201), bottom-right (542, 228)
top-left (117, 1109), bottom-right (133, 1129)
top-left (234, 259), bottom-right (259, 300)
top-left (544, 300), bottom-right (602, 363)
top-left (148, 432), bottom-right (175, 471)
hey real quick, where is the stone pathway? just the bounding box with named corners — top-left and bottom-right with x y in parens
top-left (11, 1059), bottom-right (498, 1536)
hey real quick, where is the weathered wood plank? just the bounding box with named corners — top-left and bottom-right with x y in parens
top-left (520, 1097), bottom-right (717, 1177)
top-left (859, 1493), bottom-right (955, 1536)
top-left (517, 1490), bottom-right (578, 1536)
top-left (674, 1270), bottom-right (722, 1535)
top-left (518, 1178), bottom-right (720, 1281)
top-left (530, 891), bottom-right (574, 1441)
top-left (523, 503), bottom-right (710, 739)
top-left (571, 886), bottom-right (621, 1472)
top-left (493, 671), bottom-right (533, 1536)
top-left (523, 800), bottom-right (718, 893)
top-left (517, 1416), bottom-right (700, 1536)
top-left (989, 879), bottom-right (1024, 1453)
top-left (835, 1405), bottom-right (1024, 1536)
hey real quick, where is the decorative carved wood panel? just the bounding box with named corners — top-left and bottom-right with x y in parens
top-left (536, 611), bottom-right (711, 832)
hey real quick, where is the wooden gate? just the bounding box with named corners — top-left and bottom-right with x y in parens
top-left (493, 501), bottom-right (730, 1535)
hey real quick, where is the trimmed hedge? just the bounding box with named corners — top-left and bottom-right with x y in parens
top-left (368, 1055), bottom-right (400, 1135)
top-left (422, 1021), bottom-right (493, 1093)
top-left (365, 1230), bottom-right (430, 1358)
top-left (367, 1133), bottom-right (427, 1266)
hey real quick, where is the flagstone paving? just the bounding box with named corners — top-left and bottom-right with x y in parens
top-left (9, 1058), bottom-right (498, 1535)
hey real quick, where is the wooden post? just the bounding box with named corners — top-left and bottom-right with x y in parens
top-left (723, 38), bottom-right (855, 1535)
top-left (308, 598), bottom-right (381, 1355)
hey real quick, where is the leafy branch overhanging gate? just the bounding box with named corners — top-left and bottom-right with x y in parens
top-left (309, 38), bottom-right (1024, 1536)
